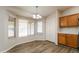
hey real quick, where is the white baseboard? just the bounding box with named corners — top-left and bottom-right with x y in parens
top-left (1, 44), bottom-right (16, 53)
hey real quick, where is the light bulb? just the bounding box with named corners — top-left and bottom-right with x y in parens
top-left (33, 14), bottom-right (42, 19)
top-left (33, 14), bottom-right (36, 19)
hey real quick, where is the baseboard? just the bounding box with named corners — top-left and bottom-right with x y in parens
top-left (0, 44), bottom-right (16, 53)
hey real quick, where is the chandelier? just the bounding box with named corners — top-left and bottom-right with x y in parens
top-left (33, 6), bottom-right (42, 19)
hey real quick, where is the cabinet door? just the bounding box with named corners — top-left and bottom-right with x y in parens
top-left (59, 17), bottom-right (68, 27)
top-left (66, 34), bottom-right (77, 48)
top-left (58, 34), bottom-right (66, 45)
top-left (68, 14), bottom-right (79, 26)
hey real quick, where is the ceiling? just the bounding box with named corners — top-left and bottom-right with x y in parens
top-left (5, 6), bottom-right (73, 19)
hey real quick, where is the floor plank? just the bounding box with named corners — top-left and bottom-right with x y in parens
top-left (7, 40), bottom-right (79, 53)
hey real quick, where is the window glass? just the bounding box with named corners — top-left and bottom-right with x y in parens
top-left (18, 19), bottom-right (28, 37)
top-left (8, 17), bottom-right (16, 38)
top-left (37, 21), bottom-right (42, 33)
top-left (31, 22), bottom-right (34, 35)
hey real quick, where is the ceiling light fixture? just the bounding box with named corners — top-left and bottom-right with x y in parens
top-left (33, 6), bottom-right (42, 19)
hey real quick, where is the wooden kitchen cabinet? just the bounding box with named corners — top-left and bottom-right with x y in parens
top-left (59, 14), bottom-right (79, 27)
top-left (66, 34), bottom-right (78, 48)
top-left (59, 17), bottom-right (68, 27)
top-left (58, 33), bottom-right (78, 48)
top-left (68, 14), bottom-right (79, 27)
top-left (58, 33), bottom-right (66, 45)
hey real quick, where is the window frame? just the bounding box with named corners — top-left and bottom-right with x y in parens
top-left (30, 21), bottom-right (34, 35)
top-left (18, 19), bottom-right (28, 37)
top-left (37, 21), bottom-right (43, 33)
top-left (8, 16), bottom-right (16, 38)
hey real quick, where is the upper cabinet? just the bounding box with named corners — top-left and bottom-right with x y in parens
top-left (68, 14), bottom-right (79, 27)
top-left (59, 16), bottom-right (68, 27)
top-left (59, 14), bottom-right (79, 27)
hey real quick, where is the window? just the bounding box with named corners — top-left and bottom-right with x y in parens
top-left (37, 21), bottom-right (43, 33)
top-left (8, 17), bottom-right (16, 38)
top-left (18, 19), bottom-right (28, 37)
top-left (27, 22), bottom-right (34, 35)
top-left (27, 23), bottom-right (30, 35)
top-left (30, 22), bottom-right (34, 35)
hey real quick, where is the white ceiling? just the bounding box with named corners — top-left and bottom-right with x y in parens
top-left (6, 6), bottom-right (72, 19)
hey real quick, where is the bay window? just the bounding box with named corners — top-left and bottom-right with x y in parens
top-left (8, 17), bottom-right (44, 38)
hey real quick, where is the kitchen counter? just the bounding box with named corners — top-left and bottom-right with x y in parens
top-left (58, 32), bottom-right (78, 35)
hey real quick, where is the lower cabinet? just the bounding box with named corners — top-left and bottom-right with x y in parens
top-left (66, 34), bottom-right (77, 48)
top-left (58, 33), bottom-right (66, 45)
top-left (58, 33), bottom-right (78, 48)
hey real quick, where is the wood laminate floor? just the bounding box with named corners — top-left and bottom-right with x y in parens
top-left (7, 40), bottom-right (79, 53)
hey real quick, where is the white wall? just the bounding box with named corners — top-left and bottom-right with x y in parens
top-left (61, 7), bottom-right (79, 16)
top-left (46, 10), bottom-right (59, 45)
top-left (0, 8), bottom-right (9, 52)
top-left (0, 8), bottom-right (19, 52)
top-left (59, 7), bottom-right (79, 34)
